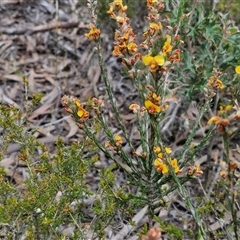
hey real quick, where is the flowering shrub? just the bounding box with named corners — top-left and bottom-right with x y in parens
top-left (62, 0), bottom-right (240, 238)
top-left (0, 0), bottom-right (240, 239)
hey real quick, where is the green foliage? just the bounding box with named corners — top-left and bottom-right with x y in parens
top-left (217, 0), bottom-right (240, 23)
top-left (166, 1), bottom-right (240, 99)
top-left (0, 101), bottom-right (96, 239)
top-left (154, 216), bottom-right (184, 240)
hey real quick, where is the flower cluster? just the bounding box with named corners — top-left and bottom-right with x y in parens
top-left (141, 0), bottom-right (164, 49)
top-left (207, 68), bottom-right (224, 90)
top-left (141, 1), bottom-right (182, 73)
top-left (107, 0), bottom-right (140, 67)
top-left (85, 1), bottom-right (101, 41)
top-left (61, 95), bottom-right (89, 123)
top-left (207, 76), bottom-right (224, 90)
top-left (219, 159), bottom-right (238, 178)
top-left (85, 23), bottom-right (101, 41)
top-left (207, 115), bottom-right (229, 132)
top-left (92, 97), bottom-right (105, 115)
top-left (207, 103), bottom-right (240, 132)
top-left (105, 134), bottom-right (123, 151)
top-left (145, 92), bottom-right (161, 114)
top-left (129, 103), bottom-right (147, 116)
top-left (153, 146), bottom-right (180, 174)
top-left (129, 92), bottom-right (168, 116)
top-left (144, 90), bottom-right (168, 114)
top-left (187, 164), bottom-right (203, 176)
top-left (75, 99), bottom-right (89, 119)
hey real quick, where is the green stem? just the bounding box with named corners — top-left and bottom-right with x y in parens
top-left (170, 170), bottom-right (208, 239)
top-left (178, 100), bottom-right (209, 164)
top-left (223, 132), bottom-right (239, 240)
top-left (82, 121), bottom-right (141, 181)
top-left (96, 43), bottom-right (135, 152)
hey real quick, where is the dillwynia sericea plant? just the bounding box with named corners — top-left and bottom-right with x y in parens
top-left (62, 0), bottom-right (240, 239)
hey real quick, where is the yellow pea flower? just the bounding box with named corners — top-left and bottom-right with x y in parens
top-left (154, 159), bottom-right (168, 174)
top-left (154, 158), bottom-right (180, 174)
top-left (77, 107), bottom-right (89, 119)
top-left (127, 42), bottom-right (138, 53)
top-left (153, 146), bottom-right (161, 153)
top-left (162, 41), bottom-right (173, 53)
top-left (207, 76), bottom-right (224, 89)
top-left (149, 22), bottom-right (162, 31)
top-left (113, 0), bottom-right (127, 11)
top-left (235, 65), bottom-right (240, 74)
top-left (85, 27), bottom-right (101, 41)
top-left (144, 99), bottom-right (161, 114)
top-left (142, 55), bottom-right (165, 72)
top-left (165, 147), bottom-right (172, 154)
top-left (75, 99), bottom-right (89, 119)
top-left (114, 134), bottom-right (123, 146)
top-left (207, 116), bottom-right (228, 126)
top-left (170, 158), bottom-right (179, 173)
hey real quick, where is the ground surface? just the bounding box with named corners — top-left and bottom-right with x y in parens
top-left (0, 1), bottom-right (240, 239)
